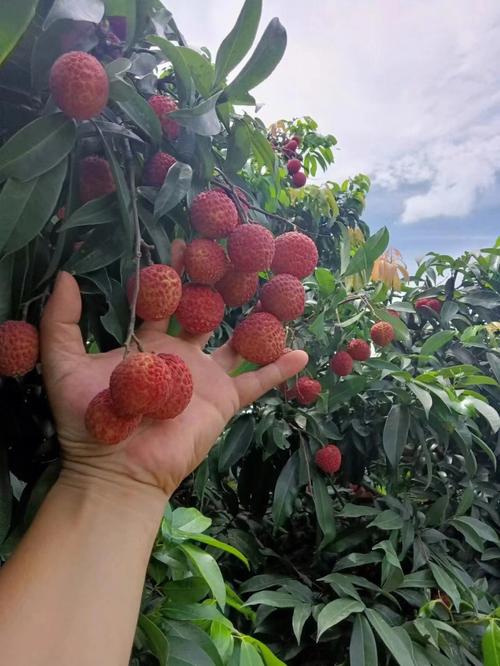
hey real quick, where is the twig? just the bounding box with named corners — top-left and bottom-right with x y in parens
top-left (141, 239), bottom-right (155, 266)
top-left (124, 140), bottom-right (142, 353)
top-left (212, 170), bottom-right (249, 224)
top-left (21, 287), bottom-right (50, 321)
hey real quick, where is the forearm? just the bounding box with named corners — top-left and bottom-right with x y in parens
top-left (0, 469), bottom-right (167, 666)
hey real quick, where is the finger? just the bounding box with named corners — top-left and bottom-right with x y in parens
top-left (234, 350), bottom-right (308, 407)
top-left (40, 272), bottom-right (86, 358)
top-left (212, 340), bottom-right (239, 371)
top-left (177, 330), bottom-right (213, 348)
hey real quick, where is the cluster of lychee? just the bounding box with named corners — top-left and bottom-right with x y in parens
top-left (280, 135), bottom-right (307, 188)
top-left (330, 321), bottom-right (395, 377)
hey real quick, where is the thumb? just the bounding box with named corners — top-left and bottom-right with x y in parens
top-left (41, 271), bottom-right (86, 359)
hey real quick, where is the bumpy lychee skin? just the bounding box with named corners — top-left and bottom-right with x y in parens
top-left (79, 156), bottom-right (116, 204)
top-left (190, 190), bottom-right (239, 239)
top-left (330, 351), bottom-right (353, 377)
top-left (175, 284), bottom-right (225, 334)
top-left (148, 94), bottom-right (180, 140)
top-left (110, 353), bottom-right (172, 417)
top-left (143, 152), bottom-right (176, 187)
top-left (231, 312), bottom-right (285, 365)
top-left (148, 354), bottom-right (194, 419)
top-left (184, 239), bottom-right (228, 285)
top-left (228, 223), bottom-right (275, 272)
top-left (292, 171), bottom-right (307, 188)
top-left (260, 274), bottom-right (305, 321)
top-left (50, 51), bottom-right (109, 120)
top-left (215, 267), bottom-right (258, 307)
top-left (271, 231), bottom-right (318, 279)
top-left (415, 297), bottom-right (442, 314)
top-left (346, 338), bottom-right (371, 361)
top-left (287, 158), bottom-right (301, 175)
top-left (284, 139), bottom-right (298, 153)
top-left (0, 321), bottom-right (39, 377)
top-left (371, 321), bottom-right (394, 347)
top-left (85, 389), bottom-right (141, 445)
top-left (128, 264), bottom-right (182, 321)
top-left (291, 377), bottom-right (321, 405)
top-left (315, 444), bottom-right (342, 474)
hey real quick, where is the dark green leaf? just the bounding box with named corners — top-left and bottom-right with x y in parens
top-left (368, 510), bottom-right (403, 530)
top-left (226, 119), bottom-right (252, 172)
top-left (0, 0), bottom-right (39, 65)
top-left (169, 93), bottom-right (222, 136)
top-left (365, 609), bottom-right (414, 666)
top-left (98, 128), bottom-right (132, 243)
top-left (420, 331), bottom-right (455, 356)
top-left (0, 447), bottom-right (12, 544)
top-left (59, 194), bottom-right (119, 231)
top-left (317, 598), bottom-right (365, 639)
top-left (239, 641), bottom-right (265, 666)
top-left (450, 516), bottom-right (499, 545)
top-left (350, 614), bottom-right (378, 666)
top-left (482, 621), bottom-right (500, 666)
top-left (429, 562), bottom-right (460, 611)
top-left (138, 615), bottom-right (169, 666)
top-left (180, 543), bottom-right (226, 609)
top-left (109, 80), bottom-right (161, 146)
top-left (425, 495), bottom-right (449, 527)
top-left (329, 377), bottom-right (368, 407)
top-left (64, 225), bottom-right (126, 274)
top-left (154, 162), bottom-right (193, 219)
top-left (272, 451), bottom-right (300, 529)
top-left (178, 47), bottom-right (215, 98)
top-left (218, 415), bottom-right (255, 472)
top-left (147, 36), bottom-right (193, 105)
top-left (165, 620), bottom-right (223, 666)
top-left (245, 590), bottom-right (297, 609)
top-left (312, 473), bottom-right (336, 547)
top-left (100, 278), bottom-right (129, 344)
top-left (408, 383), bottom-right (432, 418)
top-left (487, 353), bottom-right (500, 384)
top-left (0, 255), bottom-right (13, 322)
top-left (138, 202), bottom-right (171, 265)
top-left (338, 504), bottom-right (380, 518)
top-left (292, 604), bottom-right (311, 645)
top-left (383, 404), bottom-right (409, 468)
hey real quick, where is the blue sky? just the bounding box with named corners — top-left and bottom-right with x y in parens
top-left (167, 0), bottom-right (500, 269)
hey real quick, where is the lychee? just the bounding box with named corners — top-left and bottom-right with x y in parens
top-left (110, 353), bottom-right (172, 417)
top-left (215, 186), bottom-right (250, 217)
top-left (128, 264), bottom-right (182, 321)
top-left (175, 284), bottom-right (225, 334)
top-left (231, 312), bottom-right (285, 365)
top-left (49, 51), bottom-right (109, 120)
top-left (227, 223), bottom-right (275, 272)
top-left (315, 444), bottom-right (342, 474)
top-left (143, 152), bottom-right (176, 187)
top-left (415, 297), bottom-right (442, 314)
top-left (292, 171), bottom-right (307, 188)
top-left (260, 274), bottom-right (305, 321)
top-left (190, 190), bottom-right (239, 239)
top-left (215, 267), bottom-right (258, 307)
top-left (0, 321), bottom-right (39, 377)
top-left (148, 94), bottom-right (180, 141)
top-left (271, 231), bottom-right (318, 279)
top-left (85, 389), bottom-right (141, 445)
top-left (148, 354), bottom-right (194, 419)
top-left (371, 321), bottom-right (394, 347)
top-left (292, 135), bottom-right (302, 146)
top-left (79, 156), bottom-right (116, 204)
top-left (284, 139), bottom-right (298, 153)
top-left (184, 239), bottom-right (228, 285)
top-left (330, 351), bottom-right (353, 376)
top-left (287, 158), bottom-right (301, 175)
top-left (346, 338), bottom-right (371, 361)
top-left (290, 377), bottom-right (321, 405)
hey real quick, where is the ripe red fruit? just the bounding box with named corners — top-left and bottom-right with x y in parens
top-left (287, 158), bottom-right (301, 175)
top-left (292, 377), bottom-right (321, 405)
top-left (184, 239), bottom-right (228, 285)
top-left (190, 190), bottom-right (239, 239)
top-left (79, 156), bottom-right (116, 204)
top-left (110, 353), bottom-right (172, 417)
top-left (330, 351), bottom-right (353, 376)
top-left (292, 135), bottom-right (302, 146)
top-left (292, 171), bottom-right (307, 188)
top-left (260, 274), bottom-right (305, 321)
top-left (214, 186), bottom-right (250, 217)
top-left (346, 338), bottom-right (371, 361)
top-left (49, 51), bottom-right (109, 120)
top-left (128, 264), bottom-right (182, 321)
top-left (143, 152), bottom-right (176, 187)
top-left (215, 266), bottom-right (258, 307)
top-left (228, 223), bottom-right (275, 272)
top-left (175, 284), bottom-right (225, 334)
top-left (231, 312), bottom-right (285, 365)
top-left (85, 389), bottom-right (141, 445)
top-left (371, 321), bottom-right (394, 347)
top-left (285, 139), bottom-right (298, 152)
top-left (148, 94), bottom-right (180, 140)
top-left (148, 354), bottom-right (194, 419)
top-left (271, 231), bottom-right (318, 279)
top-left (0, 321), bottom-right (39, 377)
top-left (415, 297), bottom-right (442, 313)
top-left (315, 444), bottom-right (342, 474)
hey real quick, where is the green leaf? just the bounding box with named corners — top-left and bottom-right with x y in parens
top-left (100, 277), bottom-right (129, 344)
top-left (365, 609), bottom-right (415, 666)
top-left (178, 47), bottom-right (215, 98)
top-left (487, 353), bottom-right (500, 384)
top-left (218, 415), bottom-right (255, 472)
top-left (0, 255), bottom-right (13, 322)
top-left (464, 396), bottom-right (500, 433)
top-left (429, 562), bottom-right (461, 611)
top-left (169, 93), bottom-right (222, 136)
top-left (104, 0), bottom-right (136, 47)
top-left (292, 604), bottom-right (311, 645)
top-left (154, 162), bottom-right (193, 219)
top-left (246, 638), bottom-right (285, 666)
top-left (180, 543), bottom-right (226, 609)
top-left (109, 80), bottom-right (161, 146)
top-left (148, 36), bottom-right (193, 105)
top-left (97, 127), bottom-right (132, 243)
top-left (425, 495), bottom-right (449, 527)
top-left (343, 227), bottom-right (389, 277)
top-left (350, 614), bottom-right (378, 666)
top-left (312, 473), bottom-right (336, 548)
top-left (272, 451), bottom-right (300, 529)
top-left (191, 533), bottom-right (250, 569)
top-left (338, 504), bottom-right (380, 518)
top-left (408, 383), bottom-right (432, 418)
top-left (165, 621), bottom-right (223, 666)
top-left (451, 516), bottom-right (499, 545)
top-left (368, 510), bottom-right (403, 530)
top-left (482, 621), bottom-right (500, 666)
top-left (329, 377), bottom-right (368, 407)
top-left (171, 506), bottom-right (212, 534)
top-left (0, 0), bottom-right (39, 66)
top-left (214, 0), bottom-right (263, 86)
top-left (164, 634), bottom-right (217, 666)
top-left (59, 194), bottom-right (119, 231)
top-left (239, 641), bottom-right (265, 666)
top-left (64, 225), bottom-right (126, 274)
top-left (372, 306), bottom-right (411, 343)
top-left (245, 590), bottom-right (298, 608)
top-left (315, 267), bottom-right (335, 296)
top-left (0, 114), bottom-right (75, 183)
top-left (43, 0), bottom-right (104, 30)
top-left (138, 615), bottom-right (169, 666)
top-left (420, 331), bottom-right (455, 356)
top-left (226, 119), bottom-right (252, 172)
top-left (383, 404), bottom-right (410, 468)
top-left (317, 598), bottom-right (365, 639)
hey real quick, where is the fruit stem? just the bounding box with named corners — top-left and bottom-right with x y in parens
top-left (124, 140), bottom-right (142, 354)
top-left (212, 168), bottom-right (249, 224)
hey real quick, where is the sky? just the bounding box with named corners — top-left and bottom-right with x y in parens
top-left (167, 0), bottom-right (500, 269)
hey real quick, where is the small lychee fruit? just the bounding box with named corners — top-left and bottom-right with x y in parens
top-left (293, 377), bottom-right (321, 405)
top-left (415, 297), bottom-right (442, 314)
top-left (228, 223), bottom-right (275, 272)
top-left (371, 321), bottom-right (394, 347)
top-left (127, 264), bottom-right (182, 321)
top-left (287, 158), bottom-right (301, 175)
top-left (110, 353), bottom-right (172, 417)
top-left (148, 354), bottom-right (194, 419)
top-left (292, 135), bottom-right (302, 146)
top-left (175, 284), bottom-right (225, 334)
top-left (284, 139), bottom-right (298, 153)
top-left (346, 338), bottom-right (371, 361)
top-left (184, 239), bottom-right (228, 285)
top-left (315, 444), bottom-right (342, 474)
top-left (271, 231), bottom-right (318, 279)
top-left (143, 152), bottom-right (176, 187)
top-left (79, 156), bottom-right (116, 204)
top-left (148, 94), bottom-right (181, 140)
top-left (49, 51), bottom-right (109, 120)
top-left (330, 351), bottom-right (353, 376)
top-left (292, 171), bottom-right (307, 188)
top-left (215, 186), bottom-right (250, 217)
top-left (231, 312), bottom-right (285, 365)
top-left (215, 267), bottom-right (258, 307)
top-left (190, 190), bottom-right (239, 239)
top-left (85, 389), bottom-right (141, 445)
top-left (260, 274), bottom-right (305, 321)
top-left (0, 321), bottom-right (39, 377)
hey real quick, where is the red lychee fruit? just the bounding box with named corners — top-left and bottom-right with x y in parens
top-left (184, 239), bottom-right (228, 285)
top-left (260, 274), bottom-right (305, 321)
top-left (148, 354), bottom-right (194, 419)
top-left (190, 190), bottom-right (239, 239)
top-left (415, 297), bottom-right (442, 314)
top-left (231, 312), bottom-right (285, 365)
top-left (292, 135), bottom-right (302, 146)
top-left (371, 321), bottom-right (394, 347)
top-left (79, 156), bottom-right (116, 204)
top-left (315, 444), bottom-right (342, 474)
top-left (214, 186), bottom-right (250, 218)
top-left (49, 51), bottom-right (109, 120)
top-left (127, 264), bottom-right (182, 321)
top-left (330, 351), bottom-right (353, 376)
top-left (292, 171), bottom-right (307, 188)
top-left (287, 158), bottom-right (301, 175)
top-left (143, 152), bottom-right (176, 187)
top-left (271, 231), bottom-right (318, 279)
top-left (0, 321), bottom-right (39, 377)
top-left (85, 389), bottom-right (141, 445)
top-left (346, 338), bottom-right (371, 361)
top-left (284, 139), bottom-right (298, 153)
top-left (148, 94), bottom-right (180, 140)
top-left (110, 353), bottom-right (172, 417)
top-left (215, 266), bottom-right (258, 307)
top-left (227, 223), bottom-right (275, 272)
top-left (292, 377), bottom-right (321, 405)
top-left (175, 284), bottom-right (225, 334)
